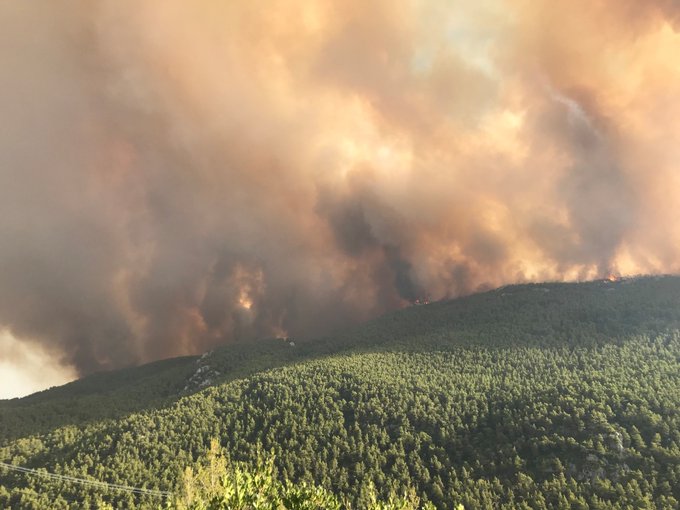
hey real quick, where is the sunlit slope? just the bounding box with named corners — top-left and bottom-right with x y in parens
top-left (2, 276), bottom-right (680, 508)
top-left (3, 275), bottom-right (677, 443)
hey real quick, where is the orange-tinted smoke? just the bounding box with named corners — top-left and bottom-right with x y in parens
top-left (0, 0), bottom-right (679, 375)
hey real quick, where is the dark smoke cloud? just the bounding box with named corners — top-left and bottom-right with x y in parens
top-left (1, 0), bottom-right (680, 377)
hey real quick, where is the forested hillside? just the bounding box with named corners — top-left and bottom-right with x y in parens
top-left (2, 276), bottom-right (680, 508)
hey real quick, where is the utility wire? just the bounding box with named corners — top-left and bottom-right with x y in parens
top-left (0, 461), bottom-right (172, 498)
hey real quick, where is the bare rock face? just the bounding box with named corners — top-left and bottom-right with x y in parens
top-left (183, 351), bottom-right (221, 392)
top-left (567, 430), bottom-right (629, 482)
top-left (608, 431), bottom-right (624, 455)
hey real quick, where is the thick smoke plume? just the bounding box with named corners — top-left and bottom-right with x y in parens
top-left (1, 0), bottom-right (679, 375)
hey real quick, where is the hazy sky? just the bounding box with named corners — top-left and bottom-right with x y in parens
top-left (1, 0), bottom-right (679, 398)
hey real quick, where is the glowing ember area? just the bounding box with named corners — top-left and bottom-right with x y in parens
top-left (272, 325), bottom-right (290, 340)
top-left (607, 275), bottom-right (619, 282)
top-left (238, 294), bottom-right (253, 311)
top-left (1, 0), bottom-right (680, 377)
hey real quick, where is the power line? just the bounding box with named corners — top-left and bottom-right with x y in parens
top-left (0, 461), bottom-right (172, 498)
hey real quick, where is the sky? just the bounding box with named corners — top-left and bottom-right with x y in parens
top-left (1, 0), bottom-right (679, 398)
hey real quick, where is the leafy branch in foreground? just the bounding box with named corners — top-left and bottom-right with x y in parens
top-left (170, 439), bottom-right (444, 510)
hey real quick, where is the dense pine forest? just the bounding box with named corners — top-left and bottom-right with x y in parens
top-left (2, 276), bottom-right (680, 508)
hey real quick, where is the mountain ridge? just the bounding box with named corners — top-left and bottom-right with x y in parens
top-left (2, 275), bottom-right (680, 508)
